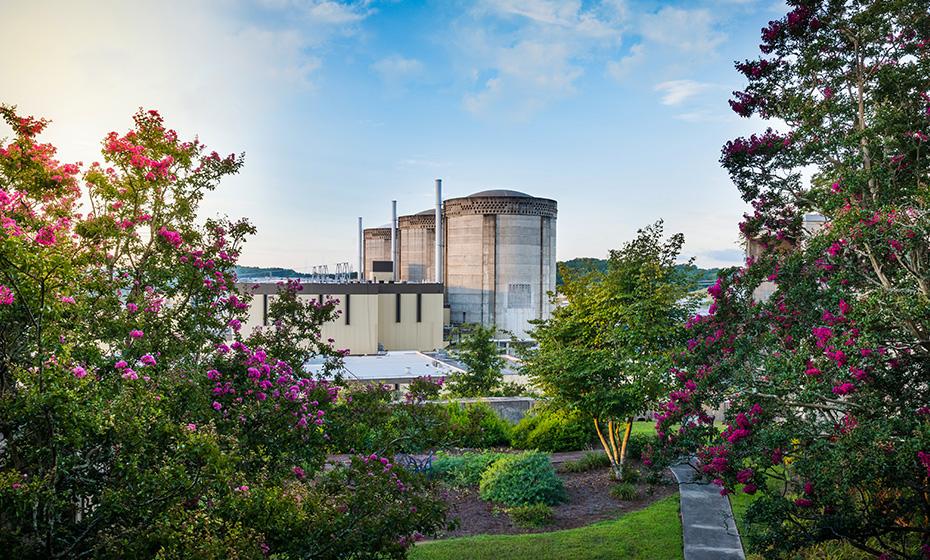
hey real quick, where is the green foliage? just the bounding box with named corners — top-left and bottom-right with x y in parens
top-left (506, 503), bottom-right (554, 528)
top-left (610, 482), bottom-right (638, 501)
top-left (408, 495), bottom-right (683, 560)
top-left (0, 107), bottom-right (446, 558)
top-left (653, 2), bottom-right (930, 558)
top-left (447, 401), bottom-right (513, 448)
top-left (510, 407), bottom-right (597, 452)
top-left (624, 433), bottom-right (657, 461)
top-left (479, 451), bottom-right (566, 507)
top-left (447, 323), bottom-right (506, 397)
top-left (524, 221), bottom-right (698, 471)
top-left (559, 451), bottom-right (611, 473)
top-left (431, 452), bottom-right (506, 487)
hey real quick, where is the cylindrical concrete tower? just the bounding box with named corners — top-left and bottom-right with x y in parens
top-left (397, 209), bottom-right (436, 282)
top-left (443, 189), bottom-right (557, 339)
top-left (363, 225), bottom-right (393, 281)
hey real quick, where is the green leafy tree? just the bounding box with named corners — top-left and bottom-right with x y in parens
top-left (654, 2), bottom-right (930, 558)
top-left (0, 107), bottom-right (445, 558)
top-left (447, 323), bottom-right (506, 397)
top-left (524, 221), bottom-right (697, 479)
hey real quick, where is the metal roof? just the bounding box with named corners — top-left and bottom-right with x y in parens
top-left (467, 189), bottom-right (532, 198)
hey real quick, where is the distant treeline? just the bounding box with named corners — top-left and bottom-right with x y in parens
top-left (236, 266), bottom-right (312, 278)
top-left (556, 258), bottom-right (719, 288)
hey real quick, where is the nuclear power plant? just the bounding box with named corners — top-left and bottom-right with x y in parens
top-left (238, 180), bottom-right (557, 355)
top-left (359, 181), bottom-right (558, 339)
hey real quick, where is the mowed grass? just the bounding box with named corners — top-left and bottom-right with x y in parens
top-left (409, 495), bottom-right (683, 560)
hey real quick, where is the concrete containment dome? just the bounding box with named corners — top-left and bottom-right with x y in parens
top-left (442, 190), bottom-right (557, 339)
top-left (397, 210), bottom-right (436, 283)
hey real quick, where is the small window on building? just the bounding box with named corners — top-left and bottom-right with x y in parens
top-left (345, 294), bottom-right (350, 325)
top-left (416, 293), bottom-right (422, 323)
top-left (395, 293), bottom-right (401, 323)
top-left (508, 283), bottom-right (532, 309)
top-left (262, 294), bottom-right (268, 326)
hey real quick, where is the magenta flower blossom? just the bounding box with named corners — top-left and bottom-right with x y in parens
top-left (212, 401), bottom-right (223, 411)
top-left (186, 423), bottom-right (197, 431)
top-left (126, 302), bottom-right (138, 313)
top-left (292, 466), bottom-right (305, 479)
top-left (34, 226), bottom-right (57, 246)
top-left (0, 285), bottom-right (13, 305)
top-left (129, 329), bottom-right (144, 339)
top-left (139, 354), bottom-right (157, 366)
top-left (72, 366), bottom-right (87, 379)
top-left (742, 483), bottom-right (758, 494)
top-left (157, 227), bottom-right (183, 248)
top-left (60, 296), bottom-right (76, 304)
top-left (121, 369), bottom-right (139, 380)
top-left (832, 382), bottom-right (856, 396)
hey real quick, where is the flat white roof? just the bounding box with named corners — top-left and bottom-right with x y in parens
top-left (305, 351), bottom-right (524, 382)
top-left (305, 351), bottom-right (464, 382)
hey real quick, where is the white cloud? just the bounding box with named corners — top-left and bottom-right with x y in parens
top-left (654, 80), bottom-right (714, 105)
top-left (607, 43), bottom-right (645, 80)
top-left (458, 0), bottom-right (627, 117)
top-left (640, 7), bottom-right (726, 55)
top-left (371, 55), bottom-right (424, 84)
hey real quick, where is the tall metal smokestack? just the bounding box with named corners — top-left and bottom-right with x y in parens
top-left (391, 200), bottom-right (397, 281)
top-left (357, 216), bottom-right (363, 282)
top-left (435, 179), bottom-right (443, 284)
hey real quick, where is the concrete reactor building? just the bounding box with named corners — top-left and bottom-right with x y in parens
top-left (360, 182), bottom-right (557, 340)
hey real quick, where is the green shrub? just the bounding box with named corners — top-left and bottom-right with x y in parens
top-left (610, 482), bottom-right (638, 501)
top-left (624, 432), bottom-right (657, 461)
top-left (446, 402), bottom-right (512, 448)
top-left (559, 451), bottom-right (611, 473)
top-left (506, 503), bottom-right (554, 528)
top-left (621, 464), bottom-right (641, 483)
top-left (479, 451), bottom-right (566, 506)
top-left (431, 452), bottom-right (506, 487)
top-left (510, 408), bottom-right (597, 452)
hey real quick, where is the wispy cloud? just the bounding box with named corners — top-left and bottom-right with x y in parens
top-left (654, 79), bottom-right (714, 105)
top-left (640, 7), bottom-right (726, 55)
top-left (371, 55), bottom-right (424, 86)
top-left (607, 43), bottom-right (645, 81)
top-left (456, 0), bottom-right (627, 117)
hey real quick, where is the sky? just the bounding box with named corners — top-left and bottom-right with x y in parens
top-left (0, 0), bottom-right (789, 271)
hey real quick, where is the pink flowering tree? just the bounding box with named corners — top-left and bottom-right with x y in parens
top-left (0, 107), bottom-right (444, 558)
top-left (653, 2), bottom-right (930, 558)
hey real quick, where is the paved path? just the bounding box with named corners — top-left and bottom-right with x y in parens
top-left (670, 462), bottom-right (745, 560)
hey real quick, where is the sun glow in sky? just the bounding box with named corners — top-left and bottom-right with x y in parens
top-left (0, 0), bottom-right (790, 270)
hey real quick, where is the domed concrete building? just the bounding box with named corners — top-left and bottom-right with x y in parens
top-left (442, 189), bottom-right (557, 338)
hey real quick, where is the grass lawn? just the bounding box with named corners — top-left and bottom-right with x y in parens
top-left (409, 494), bottom-right (683, 560)
top-left (629, 421), bottom-right (656, 436)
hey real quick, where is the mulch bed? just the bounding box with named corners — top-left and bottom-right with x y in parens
top-left (433, 459), bottom-right (678, 539)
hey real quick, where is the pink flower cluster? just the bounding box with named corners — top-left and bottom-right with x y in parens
top-left (0, 285), bottom-right (13, 305)
top-left (209, 341), bottom-right (338, 431)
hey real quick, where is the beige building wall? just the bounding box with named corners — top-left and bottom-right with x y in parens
top-left (238, 283), bottom-right (442, 356)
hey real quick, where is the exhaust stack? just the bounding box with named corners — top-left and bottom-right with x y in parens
top-left (357, 216), bottom-right (363, 281)
top-left (435, 179), bottom-right (443, 284)
top-left (391, 200), bottom-right (397, 281)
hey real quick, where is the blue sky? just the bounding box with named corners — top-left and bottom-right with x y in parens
top-left (0, 0), bottom-right (789, 270)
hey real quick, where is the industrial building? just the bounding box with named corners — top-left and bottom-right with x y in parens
top-left (239, 281), bottom-right (444, 355)
top-left (360, 182), bottom-right (557, 339)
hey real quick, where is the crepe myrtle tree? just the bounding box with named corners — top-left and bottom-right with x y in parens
top-left (524, 221), bottom-right (698, 480)
top-left (652, 2), bottom-right (930, 558)
top-left (0, 106), bottom-right (445, 559)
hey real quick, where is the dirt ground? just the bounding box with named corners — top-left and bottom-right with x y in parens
top-left (434, 460), bottom-right (678, 539)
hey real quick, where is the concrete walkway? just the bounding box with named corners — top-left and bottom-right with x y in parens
top-left (670, 462), bottom-right (745, 560)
